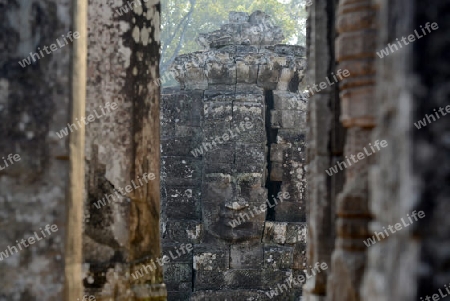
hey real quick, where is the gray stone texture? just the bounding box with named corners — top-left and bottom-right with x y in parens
top-left (0, 1), bottom-right (75, 300)
top-left (306, 0), bottom-right (450, 301)
top-left (161, 11), bottom-right (307, 300)
top-left (83, 0), bottom-right (165, 300)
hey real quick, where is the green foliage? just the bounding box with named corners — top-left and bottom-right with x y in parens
top-left (160, 0), bottom-right (307, 86)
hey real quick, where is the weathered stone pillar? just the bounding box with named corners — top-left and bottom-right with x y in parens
top-left (327, 0), bottom-right (377, 300)
top-left (362, 0), bottom-right (450, 300)
top-left (0, 0), bottom-right (86, 300)
top-left (303, 0), bottom-right (343, 300)
top-left (83, 0), bottom-right (165, 300)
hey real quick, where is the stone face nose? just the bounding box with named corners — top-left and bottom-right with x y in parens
top-left (224, 197), bottom-right (249, 210)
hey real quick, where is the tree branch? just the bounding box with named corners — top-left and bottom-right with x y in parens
top-left (161, 0), bottom-right (196, 74)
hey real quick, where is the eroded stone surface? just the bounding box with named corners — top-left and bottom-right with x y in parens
top-left (161, 11), bottom-right (307, 300)
top-left (0, 0), bottom-right (73, 300)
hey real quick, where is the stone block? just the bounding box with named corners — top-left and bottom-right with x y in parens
top-left (261, 268), bottom-right (293, 290)
top-left (190, 290), bottom-right (274, 301)
top-left (342, 127), bottom-right (374, 180)
top-left (232, 122), bottom-right (266, 144)
top-left (163, 187), bottom-right (200, 220)
top-left (272, 44), bottom-right (306, 57)
top-left (160, 119), bottom-right (176, 138)
top-left (273, 90), bottom-right (307, 111)
top-left (236, 45), bottom-right (259, 54)
top-left (194, 244), bottom-right (230, 271)
top-left (281, 140), bottom-right (307, 162)
top-left (270, 110), bottom-right (306, 129)
top-left (163, 263), bottom-right (192, 290)
top-left (270, 110), bottom-right (284, 129)
top-left (340, 85), bottom-right (376, 127)
top-left (240, 23), bottom-right (264, 45)
top-left (203, 101), bottom-right (233, 121)
top-left (235, 93), bottom-right (264, 104)
top-left (202, 120), bottom-right (231, 142)
top-left (174, 125), bottom-right (202, 138)
top-left (167, 291), bottom-right (192, 301)
top-left (224, 269), bottom-right (262, 289)
top-left (206, 61), bottom-right (236, 85)
top-left (277, 68), bottom-right (295, 91)
top-left (257, 64), bottom-right (281, 90)
top-left (236, 61), bottom-right (258, 84)
top-left (260, 28), bottom-right (285, 45)
top-left (308, 94), bottom-right (332, 156)
top-left (162, 243), bottom-right (194, 264)
top-left (335, 29), bottom-right (377, 62)
top-left (204, 84), bottom-right (235, 98)
top-left (210, 35), bottom-right (235, 49)
top-left (292, 242), bottom-right (308, 270)
top-left (203, 93), bottom-right (235, 103)
top-left (203, 163), bottom-right (233, 174)
top-left (274, 201), bottom-right (306, 223)
top-left (236, 51), bottom-right (266, 64)
top-left (263, 221), bottom-right (288, 244)
top-left (194, 270), bottom-right (226, 291)
top-left (163, 220), bottom-right (203, 244)
top-left (270, 162), bottom-right (283, 181)
top-left (161, 136), bottom-right (202, 157)
top-left (235, 83), bottom-right (265, 94)
top-left (161, 89), bottom-right (203, 127)
top-left (193, 245), bottom-right (229, 290)
top-left (232, 104), bottom-right (265, 143)
top-left (235, 143), bottom-right (266, 173)
top-left (264, 245), bottom-right (294, 271)
top-left (336, 217), bottom-right (371, 240)
top-left (161, 158), bottom-right (202, 186)
top-left (183, 67), bottom-right (209, 90)
top-left (286, 223), bottom-right (308, 244)
top-left (230, 242), bottom-right (264, 269)
top-left (270, 143), bottom-right (288, 163)
top-left (277, 129), bottom-right (306, 144)
top-left (291, 269), bottom-right (307, 288)
top-left (204, 143), bottom-right (235, 164)
top-left (232, 102), bottom-right (264, 119)
top-left (280, 163), bottom-right (306, 199)
top-left (248, 10), bottom-right (270, 25)
top-left (172, 52), bottom-right (207, 70)
top-left (220, 23), bottom-right (242, 40)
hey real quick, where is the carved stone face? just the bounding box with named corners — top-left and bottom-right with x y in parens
top-left (202, 173), bottom-right (267, 242)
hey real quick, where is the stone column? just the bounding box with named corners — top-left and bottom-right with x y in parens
top-left (328, 0), bottom-right (377, 300)
top-left (0, 0), bottom-right (86, 300)
top-left (83, 0), bottom-right (165, 300)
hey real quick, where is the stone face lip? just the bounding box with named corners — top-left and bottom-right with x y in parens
top-left (224, 198), bottom-right (250, 210)
top-left (196, 10), bottom-right (285, 50)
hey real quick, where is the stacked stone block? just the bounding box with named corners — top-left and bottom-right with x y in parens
top-left (161, 11), bottom-right (308, 300)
